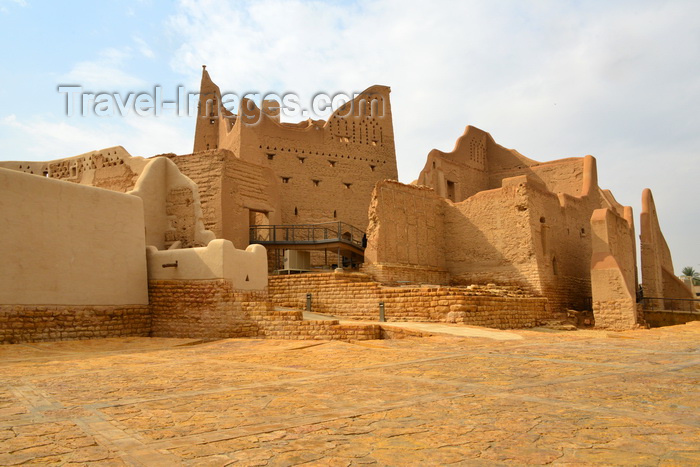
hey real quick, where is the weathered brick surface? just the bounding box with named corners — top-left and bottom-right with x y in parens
top-left (592, 299), bottom-right (640, 330)
top-left (269, 272), bottom-right (552, 329)
top-left (149, 279), bottom-right (269, 339)
top-left (0, 305), bottom-right (150, 344)
top-left (643, 310), bottom-right (700, 327)
top-left (1, 273), bottom-right (552, 344)
top-left (361, 263), bottom-right (449, 286)
top-left (149, 279), bottom-right (382, 341)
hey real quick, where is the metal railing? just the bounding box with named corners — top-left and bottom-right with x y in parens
top-left (250, 221), bottom-right (366, 249)
top-left (641, 297), bottom-right (700, 313)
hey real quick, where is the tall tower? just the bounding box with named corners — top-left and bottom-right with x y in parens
top-left (193, 65), bottom-right (222, 153)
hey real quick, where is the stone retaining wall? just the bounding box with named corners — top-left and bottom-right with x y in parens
top-left (0, 305), bottom-right (150, 344)
top-left (592, 298), bottom-right (641, 330)
top-left (643, 310), bottom-right (700, 328)
top-left (269, 272), bottom-right (552, 329)
top-left (149, 279), bottom-right (382, 341)
top-left (149, 279), bottom-right (270, 338)
top-left (361, 263), bottom-right (450, 286)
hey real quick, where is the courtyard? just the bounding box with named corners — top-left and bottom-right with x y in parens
top-left (1, 322), bottom-right (699, 465)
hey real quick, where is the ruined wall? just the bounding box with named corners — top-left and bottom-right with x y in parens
top-left (0, 168), bottom-right (148, 306)
top-left (0, 305), bottom-right (150, 344)
top-left (644, 311), bottom-right (700, 328)
top-left (268, 273), bottom-right (551, 329)
top-left (149, 280), bottom-right (269, 338)
top-left (363, 181), bottom-right (447, 283)
top-left (0, 160), bottom-right (48, 177)
top-left (192, 68), bottom-right (398, 233)
top-left (418, 127), bottom-right (490, 201)
top-left (417, 126), bottom-right (597, 201)
top-left (0, 148), bottom-right (213, 252)
top-left (590, 207), bottom-right (640, 330)
top-left (149, 278), bottom-right (382, 340)
top-left (236, 89), bottom-right (397, 232)
top-left (169, 150), bottom-right (281, 250)
top-left (442, 175), bottom-right (595, 312)
top-left (221, 156), bottom-right (282, 249)
top-left (442, 177), bottom-right (538, 289)
top-left (0, 147), bottom-right (149, 193)
top-left (490, 157), bottom-right (587, 197)
top-left (640, 188), bottom-right (694, 310)
top-left (364, 175), bottom-right (594, 311)
top-left (414, 126), bottom-right (634, 313)
top-left (168, 151), bottom-right (226, 237)
top-left (128, 157), bottom-right (215, 249)
top-left (515, 179), bottom-right (597, 312)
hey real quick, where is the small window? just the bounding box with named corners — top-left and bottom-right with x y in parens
top-left (210, 119), bottom-right (215, 124)
top-left (333, 210), bottom-right (337, 218)
top-left (267, 153), bottom-right (275, 160)
top-left (298, 157), bottom-right (306, 164)
top-left (343, 182), bottom-right (352, 189)
top-left (312, 179), bottom-right (320, 186)
top-left (540, 217), bottom-right (546, 224)
top-left (369, 165), bottom-right (376, 172)
top-left (329, 160), bottom-right (336, 167)
top-left (282, 177), bottom-right (290, 183)
top-left (294, 207), bottom-right (298, 216)
top-left (446, 180), bottom-right (456, 201)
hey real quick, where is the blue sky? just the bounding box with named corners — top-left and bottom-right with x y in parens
top-left (1, 0), bottom-right (698, 273)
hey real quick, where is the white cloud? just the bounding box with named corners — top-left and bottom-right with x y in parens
top-left (60, 48), bottom-right (146, 89)
top-left (133, 36), bottom-right (155, 59)
top-left (0, 0), bottom-right (26, 13)
top-left (1, 112), bottom-right (191, 161)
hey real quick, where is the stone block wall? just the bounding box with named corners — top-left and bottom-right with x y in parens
top-left (592, 299), bottom-right (641, 330)
top-left (148, 279), bottom-right (383, 341)
top-left (148, 279), bottom-right (270, 338)
top-left (0, 305), bottom-right (151, 344)
top-left (643, 310), bottom-right (700, 328)
top-left (269, 272), bottom-right (551, 329)
top-left (361, 263), bottom-right (449, 285)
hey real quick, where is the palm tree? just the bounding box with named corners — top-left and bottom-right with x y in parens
top-left (681, 266), bottom-right (700, 285)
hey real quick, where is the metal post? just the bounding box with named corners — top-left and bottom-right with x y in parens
top-left (306, 293), bottom-right (312, 312)
top-left (379, 302), bottom-right (385, 322)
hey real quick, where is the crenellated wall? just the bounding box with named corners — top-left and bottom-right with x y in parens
top-left (191, 68), bottom-right (398, 234)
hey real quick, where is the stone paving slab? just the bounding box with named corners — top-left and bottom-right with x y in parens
top-left (0, 323), bottom-right (699, 465)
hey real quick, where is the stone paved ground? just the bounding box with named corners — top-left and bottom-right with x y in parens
top-left (1, 323), bottom-right (699, 466)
